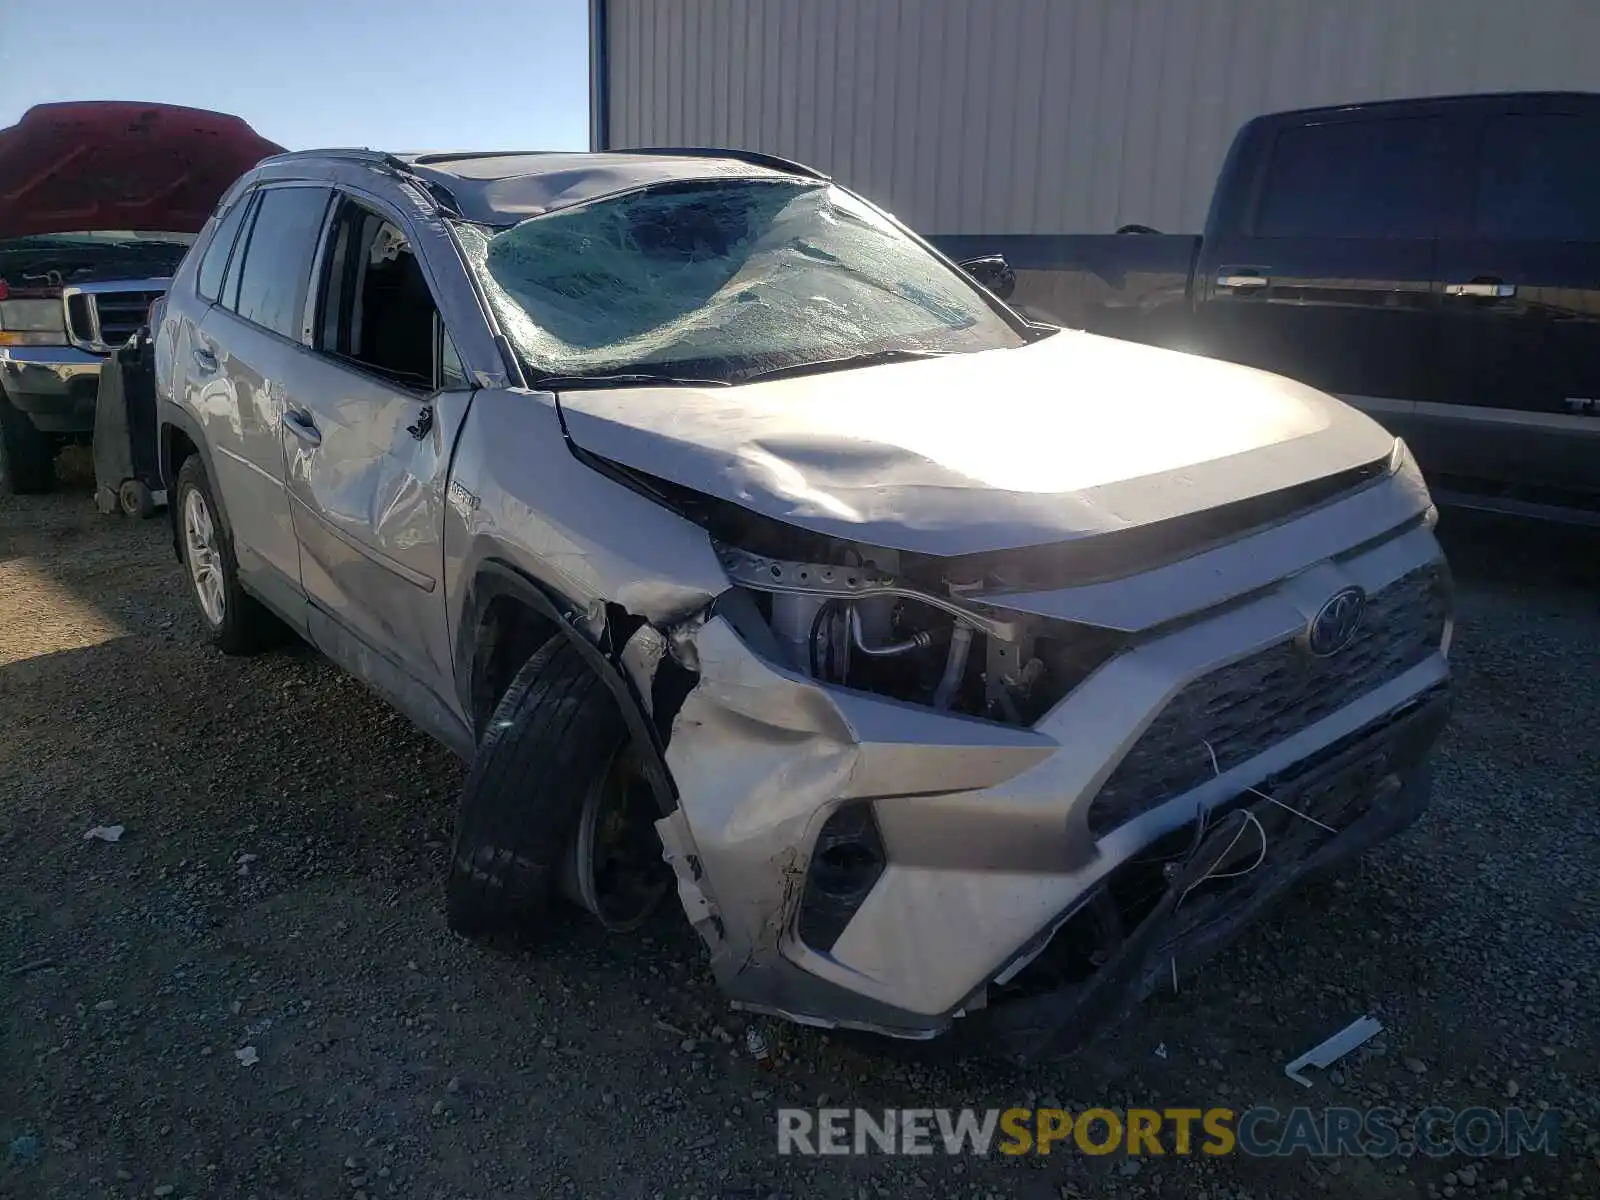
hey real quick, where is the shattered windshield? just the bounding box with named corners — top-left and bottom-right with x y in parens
top-left (454, 179), bottom-right (1024, 384)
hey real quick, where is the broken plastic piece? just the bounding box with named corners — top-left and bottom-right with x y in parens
top-left (745, 1025), bottom-right (774, 1070)
top-left (1283, 1014), bottom-right (1382, 1087)
top-left (83, 825), bottom-right (124, 843)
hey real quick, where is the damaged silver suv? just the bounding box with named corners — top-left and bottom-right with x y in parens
top-left (155, 148), bottom-right (1452, 1059)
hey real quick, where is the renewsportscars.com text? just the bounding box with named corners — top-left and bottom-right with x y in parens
top-left (777, 1106), bottom-right (1561, 1158)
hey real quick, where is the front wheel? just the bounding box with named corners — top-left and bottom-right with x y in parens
top-left (446, 635), bottom-right (669, 939)
top-left (174, 456), bottom-right (279, 654)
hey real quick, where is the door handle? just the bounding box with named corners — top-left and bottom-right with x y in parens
top-left (282, 410), bottom-right (322, 447)
top-left (1216, 270), bottom-right (1269, 291)
top-left (406, 405), bottom-right (434, 441)
top-left (192, 346), bottom-right (219, 373)
top-left (1444, 281), bottom-right (1516, 298)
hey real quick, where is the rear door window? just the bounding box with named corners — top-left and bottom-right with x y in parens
top-left (228, 186), bottom-right (332, 339)
top-left (1474, 113), bottom-right (1600, 242)
top-left (196, 195), bottom-right (253, 303)
top-left (1254, 117), bottom-right (1455, 239)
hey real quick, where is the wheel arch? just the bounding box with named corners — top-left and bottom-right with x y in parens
top-left (158, 402), bottom-right (226, 561)
top-left (453, 557), bottom-right (680, 817)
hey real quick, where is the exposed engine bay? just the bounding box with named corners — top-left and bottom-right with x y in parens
top-left (715, 541), bottom-right (1125, 726)
top-left (0, 234), bottom-right (193, 291)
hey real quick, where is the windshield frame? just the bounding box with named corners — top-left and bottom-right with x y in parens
top-left (449, 176), bottom-right (1042, 388)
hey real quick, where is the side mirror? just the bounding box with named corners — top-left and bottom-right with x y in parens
top-left (958, 254), bottom-right (1016, 300)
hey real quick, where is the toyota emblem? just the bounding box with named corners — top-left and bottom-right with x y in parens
top-left (1305, 586), bottom-right (1367, 657)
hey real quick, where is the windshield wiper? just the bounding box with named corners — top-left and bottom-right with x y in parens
top-left (530, 371), bottom-right (732, 391)
top-left (735, 347), bottom-right (949, 384)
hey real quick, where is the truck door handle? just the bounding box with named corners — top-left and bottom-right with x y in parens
top-left (1217, 270), bottom-right (1269, 290)
top-left (282, 409), bottom-right (322, 447)
top-left (192, 346), bottom-right (218, 373)
top-left (1444, 281), bottom-right (1516, 298)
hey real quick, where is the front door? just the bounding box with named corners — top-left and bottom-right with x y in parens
top-left (1432, 100), bottom-right (1600, 493)
top-left (279, 194), bottom-right (474, 720)
top-left (1195, 108), bottom-right (1474, 416)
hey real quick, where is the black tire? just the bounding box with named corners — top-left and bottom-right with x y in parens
top-left (173, 455), bottom-right (279, 655)
top-left (0, 390), bottom-right (57, 495)
top-left (446, 634), bottom-right (630, 938)
top-left (119, 479), bottom-right (157, 518)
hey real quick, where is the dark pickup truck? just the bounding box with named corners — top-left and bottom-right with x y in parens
top-left (934, 91), bottom-right (1600, 522)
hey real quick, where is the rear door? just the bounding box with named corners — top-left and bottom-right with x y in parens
top-left (1432, 97), bottom-right (1600, 493)
top-left (1196, 105), bottom-right (1474, 411)
top-left (192, 183), bottom-right (332, 626)
top-left (281, 191), bottom-right (475, 721)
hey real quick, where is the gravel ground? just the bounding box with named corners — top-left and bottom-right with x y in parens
top-left (2, 453), bottom-right (1597, 1200)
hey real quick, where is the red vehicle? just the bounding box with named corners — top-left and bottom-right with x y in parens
top-left (0, 101), bottom-right (281, 495)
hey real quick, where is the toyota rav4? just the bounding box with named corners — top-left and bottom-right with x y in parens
top-left (154, 148), bottom-right (1453, 1059)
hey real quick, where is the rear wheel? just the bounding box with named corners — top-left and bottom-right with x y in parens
top-left (447, 635), bottom-right (669, 939)
top-left (174, 455), bottom-right (279, 654)
top-left (0, 392), bottom-right (57, 495)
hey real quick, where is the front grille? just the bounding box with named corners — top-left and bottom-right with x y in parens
top-left (65, 289), bottom-right (165, 350)
top-left (65, 294), bottom-right (95, 344)
top-left (1086, 563), bottom-right (1449, 834)
top-left (95, 290), bottom-right (163, 348)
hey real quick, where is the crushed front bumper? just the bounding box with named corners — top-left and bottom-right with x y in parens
top-left (966, 686), bottom-right (1448, 1061)
top-left (654, 477), bottom-right (1452, 1055)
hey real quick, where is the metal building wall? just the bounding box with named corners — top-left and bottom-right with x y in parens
top-left (596, 0), bottom-right (1600, 235)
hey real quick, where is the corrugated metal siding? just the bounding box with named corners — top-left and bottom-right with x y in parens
top-left (601, 0), bottom-right (1600, 234)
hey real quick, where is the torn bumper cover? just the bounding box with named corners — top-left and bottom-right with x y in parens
top-left (651, 511), bottom-right (1452, 1060)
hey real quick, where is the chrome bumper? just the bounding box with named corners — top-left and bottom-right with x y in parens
top-left (0, 345), bottom-right (106, 434)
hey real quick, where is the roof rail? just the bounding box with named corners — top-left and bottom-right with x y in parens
top-left (614, 146), bottom-right (829, 181)
top-left (259, 147), bottom-right (395, 167)
top-left (406, 150), bottom-right (554, 166)
top-left (258, 147), bottom-right (464, 216)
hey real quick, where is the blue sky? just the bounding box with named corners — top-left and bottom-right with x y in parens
top-left (0, 0), bottom-right (591, 151)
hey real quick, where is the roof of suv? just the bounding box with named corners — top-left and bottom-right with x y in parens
top-left (260, 147), bottom-right (828, 227)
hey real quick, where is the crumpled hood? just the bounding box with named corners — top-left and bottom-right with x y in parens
top-left (556, 331), bottom-right (1397, 556)
top-left (0, 102), bottom-right (284, 240)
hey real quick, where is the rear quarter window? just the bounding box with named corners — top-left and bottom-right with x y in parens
top-left (196, 195), bottom-right (253, 303)
top-left (1254, 116), bottom-right (1455, 239)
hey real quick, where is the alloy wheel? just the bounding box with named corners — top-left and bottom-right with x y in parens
top-left (183, 488), bottom-right (226, 626)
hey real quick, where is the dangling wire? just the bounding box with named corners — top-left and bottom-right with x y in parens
top-left (1165, 736), bottom-right (1345, 996)
top-left (1249, 786), bottom-right (1339, 834)
top-left (1176, 808), bottom-right (1269, 910)
top-left (1201, 738), bottom-right (1341, 835)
